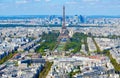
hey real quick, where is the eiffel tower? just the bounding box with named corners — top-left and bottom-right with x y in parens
top-left (58, 6), bottom-right (69, 42)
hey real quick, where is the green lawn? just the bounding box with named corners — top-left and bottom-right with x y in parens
top-left (56, 42), bottom-right (66, 52)
top-left (64, 33), bottom-right (88, 53)
top-left (36, 32), bottom-right (59, 55)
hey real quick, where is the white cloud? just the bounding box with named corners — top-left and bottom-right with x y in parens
top-left (65, 1), bottom-right (78, 4)
top-left (16, 0), bottom-right (28, 4)
top-left (82, 0), bottom-right (99, 2)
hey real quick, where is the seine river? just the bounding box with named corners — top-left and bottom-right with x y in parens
top-left (0, 24), bottom-right (109, 28)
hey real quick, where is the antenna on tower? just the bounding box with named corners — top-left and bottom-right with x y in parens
top-left (62, 5), bottom-right (66, 29)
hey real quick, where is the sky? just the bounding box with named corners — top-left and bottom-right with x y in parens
top-left (0, 0), bottom-right (120, 16)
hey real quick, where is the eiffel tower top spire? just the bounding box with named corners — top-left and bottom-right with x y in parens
top-left (62, 5), bottom-right (66, 29)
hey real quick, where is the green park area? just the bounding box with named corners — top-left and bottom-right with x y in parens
top-left (36, 32), bottom-right (89, 54)
top-left (56, 42), bottom-right (66, 52)
top-left (64, 32), bottom-right (89, 53)
top-left (36, 32), bottom-right (59, 55)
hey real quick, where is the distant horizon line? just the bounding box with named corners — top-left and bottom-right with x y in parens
top-left (0, 15), bottom-right (120, 17)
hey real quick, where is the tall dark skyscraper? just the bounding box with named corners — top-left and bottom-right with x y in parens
top-left (58, 6), bottom-right (69, 42)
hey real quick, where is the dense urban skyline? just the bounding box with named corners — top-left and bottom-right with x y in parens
top-left (0, 0), bottom-right (120, 16)
top-left (0, 0), bottom-right (120, 78)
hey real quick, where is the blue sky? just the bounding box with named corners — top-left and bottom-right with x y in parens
top-left (0, 0), bottom-right (120, 16)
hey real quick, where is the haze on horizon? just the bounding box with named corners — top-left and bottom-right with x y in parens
top-left (0, 0), bottom-right (120, 16)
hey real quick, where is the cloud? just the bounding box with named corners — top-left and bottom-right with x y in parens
top-left (16, 0), bottom-right (28, 4)
top-left (65, 1), bottom-right (78, 4)
top-left (82, 0), bottom-right (99, 2)
top-left (82, 0), bottom-right (100, 6)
